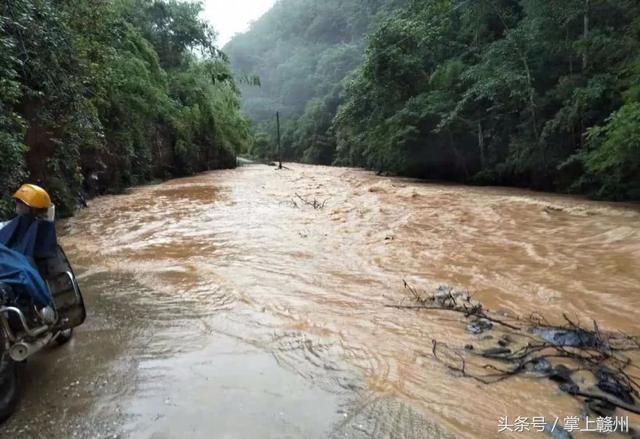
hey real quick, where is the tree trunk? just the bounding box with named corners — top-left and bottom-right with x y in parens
top-left (583, 0), bottom-right (590, 72)
top-left (477, 121), bottom-right (486, 169)
top-left (449, 130), bottom-right (469, 181)
top-left (521, 54), bottom-right (539, 140)
top-left (487, 0), bottom-right (539, 140)
top-left (567, 27), bottom-right (573, 75)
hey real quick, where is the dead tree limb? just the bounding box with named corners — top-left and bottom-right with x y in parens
top-left (294, 193), bottom-right (328, 209)
top-left (568, 389), bottom-right (640, 415)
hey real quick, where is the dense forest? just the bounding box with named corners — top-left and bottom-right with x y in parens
top-left (0, 0), bottom-right (251, 218)
top-left (2, 0), bottom-right (638, 213)
top-left (225, 0), bottom-right (407, 163)
top-left (226, 0), bottom-right (640, 200)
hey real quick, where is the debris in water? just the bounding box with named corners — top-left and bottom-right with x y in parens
top-left (497, 335), bottom-right (513, 347)
top-left (595, 367), bottom-right (635, 405)
top-left (529, 327), bottom-right (599, 348)
top-left (466, 318), bottom-right (494, 335)
top-left (482, 347), bottom-right (511, 357)
top-left (585, 397), bottom-right (616, 417)
top-left (391, 282), bottom-right (640, 419)
top-left (549, 365), bottom-right (574, 385)
top-left (544, 423), bottom-right (572, 439)
top-left (524, 357), bottom-right (552, 375)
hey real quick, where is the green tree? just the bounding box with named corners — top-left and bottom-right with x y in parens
top-left (0, 0), bottom-right (251, 218)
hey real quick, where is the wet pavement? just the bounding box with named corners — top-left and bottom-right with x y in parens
top-left (1, 164), bottom-right (639, 438)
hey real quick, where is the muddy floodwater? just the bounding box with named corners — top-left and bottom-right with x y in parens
top-left (2, 164), bottom-right (639, 438)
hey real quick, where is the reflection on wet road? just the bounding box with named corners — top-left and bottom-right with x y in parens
top-left (2, 164), bottom-right (639, 438)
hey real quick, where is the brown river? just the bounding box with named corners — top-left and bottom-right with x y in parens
top-left (1, 164), bottom-right (639, 438)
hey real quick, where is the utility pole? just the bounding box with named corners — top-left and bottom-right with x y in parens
top-left (276, 111), bottom-right (282, 169)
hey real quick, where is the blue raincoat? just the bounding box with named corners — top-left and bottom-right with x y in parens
top-left (0, 215), bottom-right (56, 307)
top-left (0, 215), bottom-right (58, 258)
top-left (0, 243), bottom-right (52, 307)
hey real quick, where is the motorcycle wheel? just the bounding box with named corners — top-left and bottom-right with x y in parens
top-left (54, 328), bottom-right (73, 346)
top-left (0, 348), bottom-right (19, 424)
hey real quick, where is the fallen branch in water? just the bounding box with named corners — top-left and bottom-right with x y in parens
top-left (387, 282), bottom-right (521, 330)
top-left (392, 281), bottom-right (640, 420)
top-left (432, 339), bottom-right (492, 384)
top-left (294, 193), bottom-right (328, 209)
top-left (569, 389), bottom-right (640, 415)
top-left (384, 303), bottom-right (521, 330)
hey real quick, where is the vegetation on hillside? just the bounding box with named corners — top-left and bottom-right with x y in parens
top-left (224, 0), bottom-right (406, 163)
top-left (227, 0), bottom-right (640, 200)
top-left (0, 0), bottom-right (251, 218)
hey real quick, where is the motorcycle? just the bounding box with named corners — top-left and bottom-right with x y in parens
top-left (0, 244), bottom-right (86, 422)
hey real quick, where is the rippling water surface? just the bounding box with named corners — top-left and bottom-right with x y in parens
top-left (6, 164), bottom-right (640, 438)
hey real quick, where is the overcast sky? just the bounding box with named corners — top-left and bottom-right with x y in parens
top-left (201, 0), bottom-right (277, 47)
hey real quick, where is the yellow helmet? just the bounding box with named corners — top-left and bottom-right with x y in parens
top-left (13, 184), bottom-right (53, 209)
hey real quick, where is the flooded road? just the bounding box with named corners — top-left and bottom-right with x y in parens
top-left (2, 164), bottom-right (639, 438)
